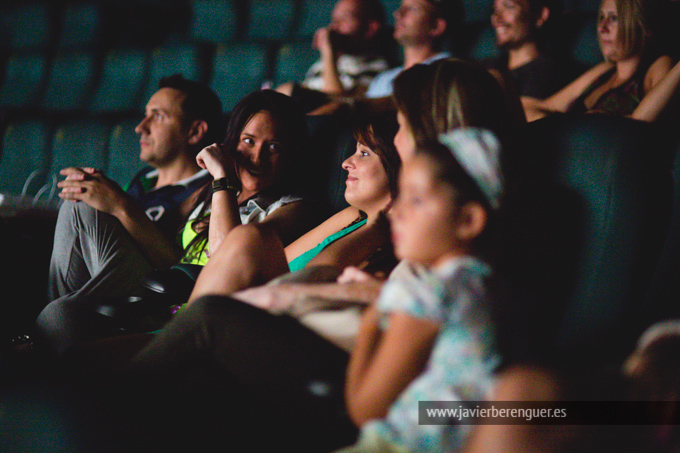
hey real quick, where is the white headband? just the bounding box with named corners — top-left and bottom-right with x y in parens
top-left (438, 128), bottom-right (503, 210)
top-left (636, 319), bottom-right (680, 352)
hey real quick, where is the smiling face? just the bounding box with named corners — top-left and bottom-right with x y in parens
top-left (390, 154), bottom-right (463, 267)
top-left (598, 0), bottom-right (623, 61)
top-left (491, 0), bottom-right (535, 49)
top-left (234, 110), bottom-right (287, 197)
top-left (135, 87), bottom-right (191, 167)
top-left (342, 141), bottom-right (391, 215)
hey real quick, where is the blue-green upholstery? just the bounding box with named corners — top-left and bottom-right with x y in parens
top-left (273, 40), bottom-right (318, 86)
top-left (209, 43), bottom-right (268, 112)
top-left (296, 0), bottom-right (335, 38)
top-left (0, 52), bottom-right (47, 109)
top-left (0, 119), bottom-right (52, 196)
top-left (41, 51), bottom-right (96, 111)
top-left (0, 3), bottom-right (51, 52)
top-left (245, 0), bottom-right (295, 41)
top-left (57, 3), bottom-right (101, 49)
top-left (139, 44), bottom-right (205, 111)
top-left (107, 118), bottom-right (148, 188)
top-left (189, 0), bottom-right (238, 44)
top-left (90, 48), bottom-right (148, 113)
top-left (505, 115), bottom-right (673, 366)
top-left (49, 119), bottom-right (110, 178)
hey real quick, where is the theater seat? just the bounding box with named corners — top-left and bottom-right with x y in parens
top-left (245, 0), bottom-right (295, 42)
top-left (189, 0), bottom-right (238, 44)
top-left (57, 2), bottom-right (102, 50)
top-left (303, 114), bottom-right (356, 215)
top-left (90, 48), bottom-right (148, 113)
top-left (107, 118), bottom-right (148, 188)
top-left (139, 44), bottom-right (205, 111)
top-left (0, 3), bottom-right (51, 52)
top-left (296, 0), bottom-right (335, 39)
top-left (209, 43), bottom-right (269, 112)
top-left (0, 51), bottom-right (47, 109)
top-left (0, 119), bottom-right (52, 196)
top-left (41, 51), bottom-right (96, 112)
top-left (502, 114), bottom-right (673, 367)
top-left (641, 134), bottom-right (680, 328)
top-left (49, 119), bottom-right (110, 184)
top-left (273, 41), bottom-right (319, 86)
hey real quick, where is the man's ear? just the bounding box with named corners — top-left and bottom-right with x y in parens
top-left (428, 17), bottom-right (447, 40)
top-left (364, 19), bottom-right (381, 40)
top-left (454, 202), bottom-right (488, 242)
top-left (535, 6), bottom-right (550, 28)
top-left (187, 119), bottom-right (209, 146)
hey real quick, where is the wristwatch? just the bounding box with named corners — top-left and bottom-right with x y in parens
top-left (211, 177), bottom-right (238, 193)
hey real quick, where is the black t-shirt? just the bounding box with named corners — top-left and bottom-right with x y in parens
top-left (486, 53), bottom-right (580, 99)
top-left (126, 167), bottom-right (210, 242)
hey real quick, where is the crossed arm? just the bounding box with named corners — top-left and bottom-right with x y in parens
top-left (57, 167), bottom-right (183, 268)
top-left (522, 56), bottom-right (676, 122)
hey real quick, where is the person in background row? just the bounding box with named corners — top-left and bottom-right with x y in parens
top-left (522, 0), bottom-right (674, 122)
top-left (310, 0), bottom-right (458, 115)
top-left (276, 0), bottom-right (393, 112)
top-left (486, 0), bottom-right (579, 100)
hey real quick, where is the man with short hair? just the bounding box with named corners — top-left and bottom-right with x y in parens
top-left (311, 0), bottom-right (456, 114)
top-left (36, 74), bottom-right (221, 356)
top-left (277, 0), bottom-right (391, 112)
top-left (363, 0), bottom-right (454, 98)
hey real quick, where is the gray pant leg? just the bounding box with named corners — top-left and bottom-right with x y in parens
top-left (38, 201), bottom-right (154, 356)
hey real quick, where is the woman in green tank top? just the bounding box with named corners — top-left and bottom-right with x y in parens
top-left (187, 112), bottom-right (402, 302)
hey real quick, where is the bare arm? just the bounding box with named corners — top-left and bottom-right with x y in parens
top-left (232, 270), bottom-right (385, 312)
top-left (521, 62), bottom-right (615, 121)
top-left (345, 305), bottom-right (440, 426)
top-left (195, 143), bottom-right (242, 255)
top-left (315, 27), bottom-right (345, 95)
top-left (58, 167), bottom-right (182, 268)
top-left (308, 95), bottom-right (395, 116)
top-left (631, 56), bottom-right (677, 122)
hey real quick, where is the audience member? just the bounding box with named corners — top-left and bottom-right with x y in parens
top-left (36, 89), bottom-right (317, 356)
top-left (110, 113), bottom-right (403, 452)
top-left (486, 0), bottom-right (579, 99)
top-left (185, 112), bottom-right (400, 301)
top-left (338, 129), bottom-right (505, 453)
top-left (311, 0), bottom-right (458, 115)
top-left (522, 0), bottom-right (674, 122)
top-left (276, 0), bottom-right (392, 112)
top-left (214, 58), bottom-right (520, 344)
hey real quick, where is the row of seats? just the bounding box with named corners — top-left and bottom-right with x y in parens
top-left (0, 14), bottom-right (603, 118)
top-left (0, 112), bottom-right (359, 216)
top-left (0, 42), bottom-right (313, 114)
top-left (1, 0), bottom-right (603, 54)
top-left (0, 116), bottom-right (146, 198)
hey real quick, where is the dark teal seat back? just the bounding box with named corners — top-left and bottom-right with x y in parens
top-left (642, 134), bottom-right (680, 327)
top-left (503, 115), bottom-right (673, 366)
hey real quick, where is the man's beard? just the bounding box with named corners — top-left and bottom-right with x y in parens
top-left (329, 30), bottom-right (369, 55)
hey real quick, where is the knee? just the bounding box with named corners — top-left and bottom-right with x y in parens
top-left (181, 295), bottom-right (251, 327)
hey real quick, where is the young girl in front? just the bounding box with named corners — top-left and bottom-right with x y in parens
top-left (340, 128), bottom-right (505, 453)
